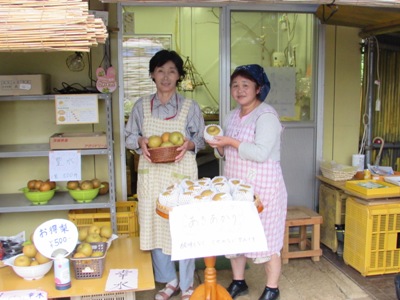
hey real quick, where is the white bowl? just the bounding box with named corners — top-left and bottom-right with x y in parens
top-left (5, 254), bottom-right (53, 280)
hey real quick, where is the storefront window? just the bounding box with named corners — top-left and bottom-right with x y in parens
top-left (230, 11), bottom-right (315, 121)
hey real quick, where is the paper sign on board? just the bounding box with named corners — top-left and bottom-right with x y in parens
top-left (169, 201), bottom-right (268, 261)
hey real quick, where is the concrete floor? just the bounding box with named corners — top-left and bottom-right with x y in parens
top-left (136, 254), bottom-right (374, 300)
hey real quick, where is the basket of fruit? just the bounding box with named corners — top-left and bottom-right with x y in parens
top-left (20, 179), bottom-right (58, 205)
top-left (147, 131), bottom-right (184, 163)
top-left (4, 242), bottom-right (53, 280)
top-left (66, 179), bottom-right (108, 203)
top-left (70, 242), bottom-right (107, 279)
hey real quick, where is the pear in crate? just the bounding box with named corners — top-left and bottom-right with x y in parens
top-left (100, 225), bottom-right (112, 239)
top-left (78, 227), bottom-right (89, 242)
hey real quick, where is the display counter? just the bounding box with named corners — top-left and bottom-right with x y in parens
top-left (317, 175), bottom-right (400, 276)
top-left (0, 236), bottom-right (155, 299)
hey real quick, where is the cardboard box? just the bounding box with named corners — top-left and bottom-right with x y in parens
top-left (0, 74), bottom-right (50, 96)
top-left (50, 132), bottom-right (107, 150)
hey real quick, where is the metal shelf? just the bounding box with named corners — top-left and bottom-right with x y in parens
top-left (0, 143), bottom-right (108, 158)
top-left (0, 93), bottom-right (117, 232)
top-left (0, 192), bottom-right (111, 213)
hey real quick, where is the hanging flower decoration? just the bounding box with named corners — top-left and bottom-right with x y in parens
top-left (179, 56), bottom-right (204, 92)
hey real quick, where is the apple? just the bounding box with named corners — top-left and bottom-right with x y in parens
top-left (76, 242), bottom-right (93, 257)
top-left (88, 225), bottom-right (100, 235)
top-left (100, 225), bottom-right (112, 239)
top-left (86, 233), bottom-right (102, 243)
top-left (14, 255), bottom-right (31, 267)
top-left (148, 135), bottom-right (162, 148)
top-left (169, 131), bottom-right (184, 146)
top-left (23, 244), bottom-right (37, 258)
top-left (35, 251), bottom-right (50, 264)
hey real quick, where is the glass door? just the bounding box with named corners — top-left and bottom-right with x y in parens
top-left (228, 8), bottom-right (320, 208)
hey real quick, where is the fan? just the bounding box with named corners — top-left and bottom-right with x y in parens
top-left (66, 52), bottom-right (85, 72)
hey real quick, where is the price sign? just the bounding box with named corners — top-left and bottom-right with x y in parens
top-left (49, 150), bottom-right (81, 181)
top-left (33, 219), bottom-right (78, 259)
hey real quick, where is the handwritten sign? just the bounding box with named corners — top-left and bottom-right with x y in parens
top-left (0, 290), bottom-right (48, 299)
top-left (33, 219), bottom-right (78, 259)
top-left (169, 201), bottom-right (268, 261)
top-left (55, 94), bottom-right (99, 124)
top-left (105, 269), bottom-right (138, 292)
top-left (49, 150), bottom-right (81, 181)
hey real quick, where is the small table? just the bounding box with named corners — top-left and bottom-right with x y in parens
top-left (0, 236), bottom-right (155, 299)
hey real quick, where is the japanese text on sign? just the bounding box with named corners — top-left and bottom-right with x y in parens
top-left (33, 219), bottom-right (78, 259)
top-left (49, 150), bottom-right (81, 181)
top-left (169, 201), bottom-right (268, 261)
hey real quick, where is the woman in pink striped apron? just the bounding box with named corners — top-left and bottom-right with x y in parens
top-left (206, 64), bottom-right (287, 300)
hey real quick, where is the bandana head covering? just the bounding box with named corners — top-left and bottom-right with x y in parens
top-left (231, 64), bottom-right (270, 102)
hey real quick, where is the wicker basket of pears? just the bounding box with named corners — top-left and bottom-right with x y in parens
top-left (147, 131), bottom-right (185, 163)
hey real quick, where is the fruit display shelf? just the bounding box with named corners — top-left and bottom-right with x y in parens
top-left (0, 191), bottom-right (111, 213)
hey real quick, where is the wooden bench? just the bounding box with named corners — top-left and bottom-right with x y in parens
top-left (282, 206), bottom-right (323, 264)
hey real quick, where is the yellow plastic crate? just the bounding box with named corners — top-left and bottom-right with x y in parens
top-left (71, 291), bottom-right (135, 300)
top-left (68, 201), bottom-right (139, 237)
top-left (343, 197), bottom-right (400, 276)
top-left (319, 183), bottom-right (347, 252)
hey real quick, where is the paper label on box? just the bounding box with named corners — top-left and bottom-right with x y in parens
top-left (55, 94), bottom-right (99, 124)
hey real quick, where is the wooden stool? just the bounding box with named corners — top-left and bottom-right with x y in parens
top-left (282, 206), bottom-right (323, 264)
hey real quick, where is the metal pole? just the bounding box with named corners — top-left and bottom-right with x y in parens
top-left (365, 37), bottom-right (375, 167)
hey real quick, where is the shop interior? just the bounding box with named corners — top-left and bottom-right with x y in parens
top-left (0, 1), bottom-right (400, 299)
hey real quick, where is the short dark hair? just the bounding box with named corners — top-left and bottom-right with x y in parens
top-left (230, 69), bottom-right (260, 88)
top-left (149, 50), bottom-right (186, 83)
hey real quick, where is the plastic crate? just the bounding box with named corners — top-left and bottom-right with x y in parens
top-left (70, 291), bottom-right (135, 300)
top-left (71, 242), bottom-right (107, 279)
top-left (319, 183), bottom-right (347, 252)
top-left (68, 201), bottom-right (139, 237)
top-left (343, 197), bottom-right (400, 276)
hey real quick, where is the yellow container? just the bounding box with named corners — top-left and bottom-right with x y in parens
top-left (345, 180), bottom-right (400, 196)
top-left (343, 197), bottom-right (400, 276)
top-left (319, 183), bottom-right (347, 252)
top-left (68, 201), bottom-right (139, 237)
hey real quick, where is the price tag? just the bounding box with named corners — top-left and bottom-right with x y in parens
top-left (49, 150), bottom-right (81, 181)
top-left (33, 219), bottom-right (78, 259)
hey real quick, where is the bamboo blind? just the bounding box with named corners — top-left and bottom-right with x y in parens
top-left (100, 0), bottom-right (400, 8)
top-left (0, 0), bottom-right (108, 52)
top-left (361, 48), bottom-right (400, 169)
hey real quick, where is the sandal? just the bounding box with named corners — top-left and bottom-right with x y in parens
top-left (155, 281), bottom-right (180, 300)
top-left (181, 286), bottom-right (194, 300)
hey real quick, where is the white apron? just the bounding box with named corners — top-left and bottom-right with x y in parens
top-left (137, 96), bottom-right (198, 254)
